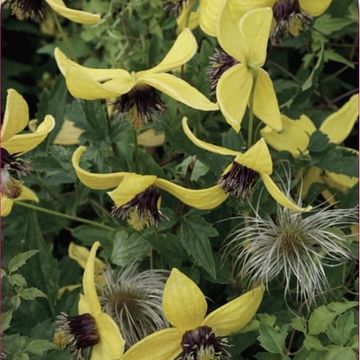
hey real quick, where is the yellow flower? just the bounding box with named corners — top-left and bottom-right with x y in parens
top-left (230, 0), bottom-right (332, 42)
top-left (183, 117), bottom-right (311, 212)
top-left (216, 5), bottom-right (282, 132)
top-left (55, 29), bottom-right (218, 126)
top-left (9, 0), bottom-right (101, 24)
top-left (54, 242), bottom-right (125, 359)
top-left (1, 89), bottom-right (55, 216)
top-left (72, 146), bottom-right (228, 230)
top-left (260, 94), bottom-right (359, 199)
top-left (120, 268), bottom-right (264, 360)
top-left (53, 119), bottom-right (84, 145)
top-left (176, 0), bottom-right (225, 37)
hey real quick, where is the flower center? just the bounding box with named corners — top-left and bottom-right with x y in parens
top-left (54, 313), bottom-right (99, 357)
top-left (178, 326), bottom-right (230, 360)
top-left (113, 85), bottom-right (166, 127)
top-left (208, 50), bottom-right (239, 92)
top-left (271, 0), bottom-right (312, 44)
top-left (111, 185), bottom-right (163, 230)
top-left (219, 162), bottom-right (258, 199)
top-left (164, 0), bottom-right (190, 16)
top-left (1, 148), bottom-right (31, 199)
top-left (9, 0), bottom-right (46, 22)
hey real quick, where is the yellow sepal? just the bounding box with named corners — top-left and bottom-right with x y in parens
top-left (299, 0), bottom-right (332, 16)
top-left (198, 0), bottom-right (225, 37)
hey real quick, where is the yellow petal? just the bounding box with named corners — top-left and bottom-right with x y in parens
top-left (238, 8), bottom-right (273, 66)
top-left (2, 115), bottom-right (55, 154)
top-left (323, 171), bottom-right (358, 192)
top-left (261, 174), bottom-right (312, 212)
top-left (78, 293), bottom-right (92, 314)
top-left (137, 129), bottom-right (165, 147)
top-left (163, 268), bottom-right (207, 331)
top-left (107, 174), bottom-right (157, 208)
top-left (299, 0), bottom-right (332, 16)
top-left (45, 0), bottom-right (101, 24)
top-left (17, 185), bottom-right (39, 202)
top-left (216, 64), bottom-right (253, 132)
top-left (68, 242), bottom-right (105, 273)
top-left (229, 0), bottom-right (276, 19)
top-left (319, 94), bottom-right (359, 144)
top-left (301, 166), bottom-right (323, 198)
top-left (72, 146), bottom-right (125, 190)
top-left (1, 89), bottom-right (29, 142)
top-left (176, 0), bottom-right (198, 32)
top-left (156, 179), bottom-right (229, 209)
top-left (58, 284), bottom-right (81, 298)
top-left (253, 69), bottom-right (282, 131)
top-left (234, 138), bottom-right (273, 174)
top-left (217, 0), bottom-right (245, 61)
top-left (0, 196), bottom-right (14, 217)
top-left (182, 117), bottom-right (240, 156)
top-left (140, 73), bottom-right (218, 111)
top-left (199, 0), bottom-right (225, 37)
top-left (122, 328), bottom-right (182, 360)
top-left (91, 312), bottom-right (125, 360)
top-left (54, 119), bottom-right (83, 145)
top-left (82, 241), bottom-right (101, 316)
top-left (261, 115), bottom-right (315, 156)
top-left (203, 285), bottom-right (264, 336)
top-left (141, 29), bottom-right (197, 74)
top-left (54, 48), bottom-right (135, 99)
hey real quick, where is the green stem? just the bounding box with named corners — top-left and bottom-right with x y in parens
top-left (16, 202), bottom-right (113, 230)
top-left (133, 128), bottom-right (139, 173)
top-left (247, 70), bottom-right (258, 148)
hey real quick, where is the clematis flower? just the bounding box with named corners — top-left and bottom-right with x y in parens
top-left (230, 0), bottom-right (332, 43)
top-left (54, 29), bottom-right (218, 127)
top-left (168, 0), bottom-right (225, 37)
top-left (182, 117), bottom-right (311, 212)
top-left (120, 268), bottom-right (264, 360)
top-left (8, 0), bottom-right (101, 24)
top-left (260, 94), bottom-right (359, 199)
top-left (1, 89), bottom-right (55, 216)
top-left (215, 5), bottom-right (282, 132)
top-left (72, 146), bottom-right (228, 230)
top-left (54, 241), bottom-right (125, 359)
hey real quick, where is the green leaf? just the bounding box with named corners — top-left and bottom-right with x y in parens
top-left (2, 309), bottom-right (13, 332)
top-left (13, 353), bottom-right (29, 360)
top-left (290, 316), bottom-right (307, 333)
top-left (25, 339), bottom-right (57, 355)
top-left (325, 347), bottom-right (356, 360)
top-left (179, 215), bottom-right (217, 278)
top-left (326, 311), bottom-right (356, 346)
top-left (309, 130), bottom-right (331, 153)
top-left (327, 302), bottom-right (358, 314)
top-left (8, 250), bottom-right (39, 274)
top-left (314, 15), bottom-right (354, 35)
top-left (324, 50), bottom-right (355, 68)
top-left (72, 225), bottom-right (111, 246)
top-left (302, 43), bottom-right (324, 91)
top-left (111, 230), bottom-right (151, 266)
top-left (9, 274), bottom-right (27, 288)
top-left (304, 335), bottom-right (326, 351)
top-left (258, 322), bottom-right (288, 355)
top-left (308, 305), bottom-right (337, 335)
top-left (18, 287), bottom-right (47, 300)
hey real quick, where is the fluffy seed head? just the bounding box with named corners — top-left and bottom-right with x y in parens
top-left (223, 205), bottom-right (357, 307)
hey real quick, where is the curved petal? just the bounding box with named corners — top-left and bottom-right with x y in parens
top-left (58, 284), bottom-right (82, 298)
top-left (319, 94), bottom-right (359, 144)
top-left (54, 48), bottom-right (135, 99)
top-left (54, 119), bottom-right (83, 145)
top-left (216, 64), bottom-right (253, 132)
top-left (17, 185), bottom-right (39, 202)
top-left (261, 174), bottom-right (312, 212)
top-left (229, 0), bottom-right (276, 19)
top-left (260, 115), bottom-right (313, 156)
top-left (45, 0), bottom-right (101, 25)
top-left (182, 117), bottom-right (240, 156)
top-left (177, 0), bottom-right (198, 32)
top-left (140, 73), bottom-right (218, 111)
top-left (0, 196), bottom-right (14, 217)
top-left (163, 268), bottom-right (207, 331)
top-left (141, 29), bottom-right (197, 74)
top-left (78, 293), bottom-right (92, 314)
top-left (2, 115), bottom-right (55, 154)
top-left (217, 0), bottom-right (245, 61)
top-left (137, 129), bottom-right (165, 147)
top-left (156, 179), bottom-right (229, 209)
top-left (1, 89), bottom-right (29, 142)
top-left (299, 0), bottom-right (332, 16)
top-left (253, 69), bottom-right (282, 131)
top-left (69, 242), bottom-right (105, 272)
top-left (107, 173), bottom-right (157, 208)
top-left (238, 7), bottom-right (273, 66)
top-left (199, 0), bottom-right (225, 37)
top-left (323, 171), bottom-right (358, 192)
top-left (301, 166), bottom-right (323, 198)
top-left (234, 138), bottom-right (273, 174)
top-left (72, 146), bottom-right (125, 190)
top-left (82, 241), bottom-right (102, 316)
top-left (122, 328), bottom-right (182, 360)
top-left (91, 312), bottom-right (125, 360)
top-left (203, 285), bottom-right (264, 336)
